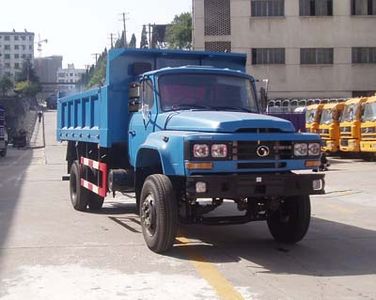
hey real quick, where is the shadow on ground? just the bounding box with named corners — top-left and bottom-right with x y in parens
top-left (96, 200), bottom-right (376, 277)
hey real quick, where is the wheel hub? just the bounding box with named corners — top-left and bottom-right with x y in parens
top-left (141, 194), bottom-right (156, 236)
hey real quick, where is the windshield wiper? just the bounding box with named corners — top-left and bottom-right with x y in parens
top-left (170, 104), bottom-right (211, 111)
top-left (213, 106), bottom-right (255, 113)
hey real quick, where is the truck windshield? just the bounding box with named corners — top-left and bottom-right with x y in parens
top-left (362, 102), bottom-right (376, 122)
top-left (341, 104), bottom-right (356, 122)
top-left (306, 109), bottom-right (318, 124)
top-left (320, 109), bottom-right (334, 124)
top-left (159, 73), bottom-right (258, 113)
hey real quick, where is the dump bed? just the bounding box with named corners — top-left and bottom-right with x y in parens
top-left (57, 48), bottom-right (247, 148)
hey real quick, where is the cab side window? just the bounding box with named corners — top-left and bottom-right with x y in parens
top-left (142, 79), bottom-right (154, 109)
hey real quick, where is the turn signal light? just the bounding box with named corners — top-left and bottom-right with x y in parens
top-left (185, 162), bottom-right (213, 170)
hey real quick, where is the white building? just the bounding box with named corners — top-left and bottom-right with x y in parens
top-left (57, 64), bottom-right (86, 91)
top-left (193, 0), bottom-right (376, 99)
top-left (0, 30), bottom-right (34, 79)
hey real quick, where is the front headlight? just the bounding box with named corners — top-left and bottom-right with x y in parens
top-left (211, 144), bottom-right (228, 158)
top-left (294, 143), bottom-right (308, 156)
top-left (193, 144), bottom-right (209, 158)
top-left (308, 143), bottom-right (321, 156)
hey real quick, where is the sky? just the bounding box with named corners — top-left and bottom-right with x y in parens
top-left (0, 0), bottom-right (191, 68)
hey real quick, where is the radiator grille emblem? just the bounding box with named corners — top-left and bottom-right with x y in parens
top-left (256, 145), bottom-right (270, 157)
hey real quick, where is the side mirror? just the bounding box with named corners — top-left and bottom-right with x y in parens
top-left (129, 82), bottom-right (141, 112)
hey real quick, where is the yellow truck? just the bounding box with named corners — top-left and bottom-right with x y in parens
top-left (339, 97), bottom-right (368, 152)
top-left (360, 96), bottom-right (376, 155)
top-left (319, 102), bottom-right (345, 153)
top-left (305, 104), bottom-right (324, 133)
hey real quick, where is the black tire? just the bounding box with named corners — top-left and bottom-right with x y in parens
top-left (69, 161), bottom-right (89, 211)
top-left (140, 174), bottom-right (177, 253)
top-left (87, 193), bottom-right (104, 210)
top-left (267, 195), bottom-right (311, 244)
top-left (0, 148), bottom-right (6, 157)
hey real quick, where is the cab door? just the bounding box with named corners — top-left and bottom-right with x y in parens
top-left (128, 78), bottom-right (157, 166)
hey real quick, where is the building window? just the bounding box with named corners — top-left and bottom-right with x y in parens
top-left (4, 36), bottom-right (10, 41)
top-left (15, 54), bottom-right (19, 59)
top-left (5, 63), bottom-right (10, 68)
top-left (299, 0), bottom-right (333, 16)
top-left (251, 48), bottom-right (285, 64)
top-left (351, 0), bottom-right (376, 15)
top-left (14, 63), bottom-right (20, 69)
top-left (205, 41), bottom-right (232, 52)
top-left (29, 36), bottom-right (33, 41)
top-left (251, 0), bottom-right (284, 16)
top-left (4, 45), bottom-right (10, 50)
top-left (4, 54), bottom-right (10, 59)
top-left (300, 48), bottom-right (334, 64)
top-left (29, 45), bottom-right (33, 50)
top-left (14, 45), bottom-right (19, 50)
top-left (352, 47), bottom-right (376, 63)
top-left (21, 36), bottom-right (26, 41)
top-left (204, 0), bottom-right (231, 36)
top-left (21, 54), bottom-right (26, 59)
top-left (14, 35), bottom-right (19, 41)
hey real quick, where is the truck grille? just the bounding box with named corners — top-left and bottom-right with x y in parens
top-left (234, 141), bottom-right (293, 161)
top-left (340, 139), bottom-right (348, 146)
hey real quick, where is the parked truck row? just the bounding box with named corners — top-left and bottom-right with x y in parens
top-left (305, 96), bottom-right (376, 158)
top-left (57, 48), bottom-right (325, 253)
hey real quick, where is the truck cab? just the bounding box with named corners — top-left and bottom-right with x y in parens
top-left (57, 49), bottom-right (325, 253)
top-left (360, 96), bottom-right (376, 154)
top-left (339, 97), bottom-right (368, 152)
top-left (319, 102), bottom-right (345, 153)
top-left (305, 103), bottom-right (323, 133)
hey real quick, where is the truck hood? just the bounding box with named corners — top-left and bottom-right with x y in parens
top-left (164, 111), bottom-right (295, 133)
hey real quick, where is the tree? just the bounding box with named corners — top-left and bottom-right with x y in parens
top-left (0, 76), bottom-right (13, 96)
top-left (140, 25), bottom-right (148, 49)
top-left (166, 12), bottom-right (192, 50)
top-left (16, 59), bottom-right (39, 82)
top-left (129, 34), bottom-right (137, 48)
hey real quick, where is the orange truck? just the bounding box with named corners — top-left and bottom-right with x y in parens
top-left (305, 104), bottom-right (324, 133)
top-left (319, 102), bottom-right (345, 153)
top-left (339, 97), bottom-right (368, 152)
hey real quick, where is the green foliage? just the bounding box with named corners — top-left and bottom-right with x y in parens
top-left (129, 34), bottom-right (137, 48)
top-left (14, 81), bottom-right (41, 97)
top-left (140, 25), bottom-right (148, 49)
top-left (166, 12), bottom-right (192, 50)
top-left (0, 76), bottom-right (13, 96)
top-left (16, 59), bottom-right (39, 83)
top-left (87, 49), bottom-right (107, 88)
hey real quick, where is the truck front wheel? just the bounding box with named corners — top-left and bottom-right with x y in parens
top-left (267, 195), bottom-right (311, 244)
top-left (140, 174), bottom-right (177, 253)
top-left (69, 161), bottom-right (89, 211)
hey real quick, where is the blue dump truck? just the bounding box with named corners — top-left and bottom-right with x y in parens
top-left (57, 49), bottom-right (325, 253)
top-left (0, 105), bottom-right (8, 157)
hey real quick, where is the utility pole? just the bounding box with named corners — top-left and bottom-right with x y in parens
top-left (109, 33), bottom-right (115, 49)
top-left (148, 23), bottom-right (152, 49)
top-left (91, 53), bottom-right (100, 64)
top-left (120, 12), bottom-right (129, 48)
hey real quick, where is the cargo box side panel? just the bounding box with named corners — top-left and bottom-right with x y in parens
top-left (102, 86), bottom-right (129, 147)
top-left (57, 89), bottom-right (102, 145)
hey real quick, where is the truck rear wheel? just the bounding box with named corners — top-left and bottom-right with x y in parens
top-left (0, 148), bottom-right (6, 157)
top-left (140, 174), bottom-right (177, 253)
top-left (69, 161), bottom-right (89, 211)
top-left (267, 195), bottom-right (311, 244)
top-left (87, 193), bottom-right (104, 210)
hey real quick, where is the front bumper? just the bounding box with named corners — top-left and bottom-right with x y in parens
top-left (186, 172), bottom-right (325, 199)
